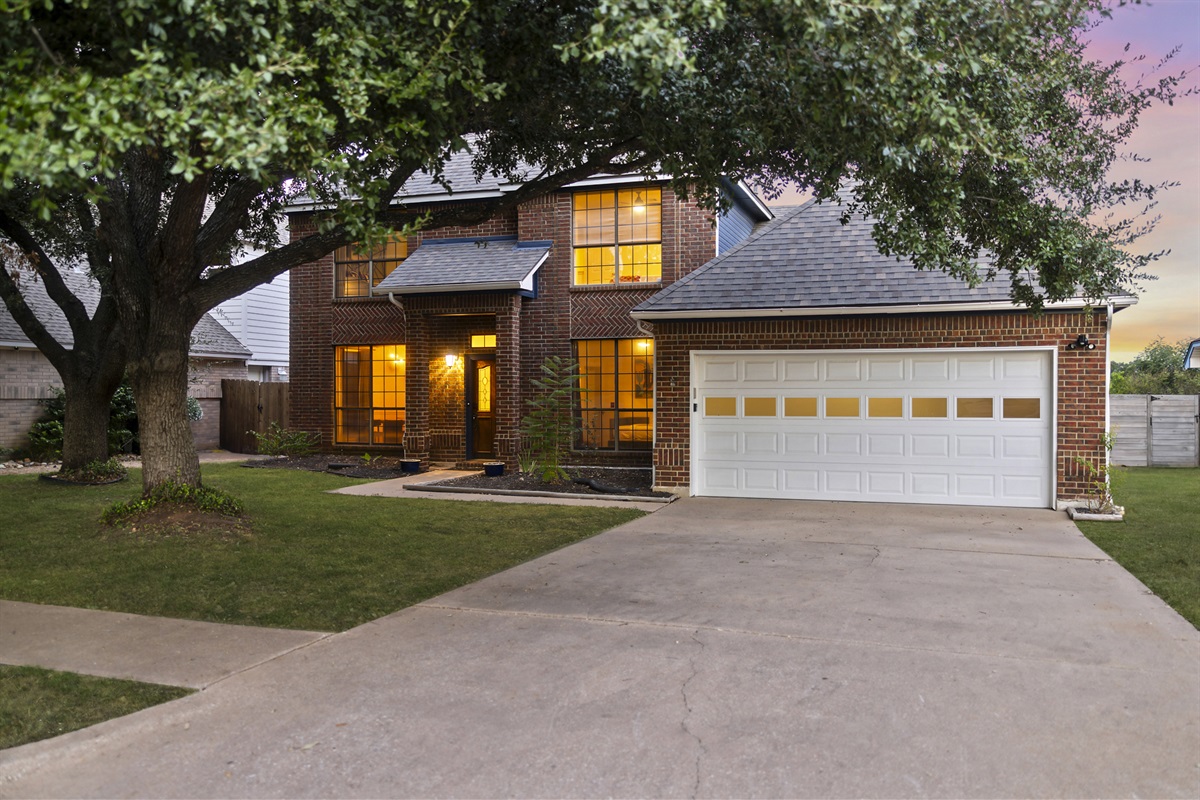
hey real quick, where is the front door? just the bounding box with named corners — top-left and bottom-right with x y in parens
top-left (466, 356), bottom-right (496, 458)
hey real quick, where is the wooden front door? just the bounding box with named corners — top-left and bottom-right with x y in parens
top-left (466, 356), bottom-right (496, 458)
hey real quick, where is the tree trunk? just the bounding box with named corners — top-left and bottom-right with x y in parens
top-left (128, 340), bottom-right (200, 493)
top-left (59, 376), bottom-right (116, 471)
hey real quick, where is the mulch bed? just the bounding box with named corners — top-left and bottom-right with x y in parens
top-left (244, 456), bottom-right (668, 497)
top-left (432, 467), bottom-right (669, 498)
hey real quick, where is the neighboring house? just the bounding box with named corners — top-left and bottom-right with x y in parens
top-left (632, 198), bottom-right (1132, 509)
top-left (288, 161), bottom-right (1125, 510)
top-left (212, 273), bottom-right (290, 382)
top-left (287, 158), bottom-right (771, 468)
top-left (0, 269), bottom-right (251, 452)
top-left (1186, 339), bottom-right (1200, 370)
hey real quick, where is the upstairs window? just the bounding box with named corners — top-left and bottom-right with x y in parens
top-left (334, 235), bottom-right (407, 297)
top-left (573, 188), bottom-right (662, 285)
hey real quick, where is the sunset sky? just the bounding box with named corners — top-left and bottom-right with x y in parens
top-left (766, 0), bottom-right (1199, 363)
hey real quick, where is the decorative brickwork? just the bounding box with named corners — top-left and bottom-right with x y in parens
top-left (649, 310), bottom-right (1111, 505)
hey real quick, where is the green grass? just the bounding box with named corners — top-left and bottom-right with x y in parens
top-left (0, 463), bottom-right (643, 631)
top-left (1075, 467), bottom-right (1200, 628)
top-left (0, 665), bottom-right (191, 750)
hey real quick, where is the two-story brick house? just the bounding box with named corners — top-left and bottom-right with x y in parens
top-left (287, 162), bottom-right (771, 471)
top-left (290, 160), bottom-right (1128, 510)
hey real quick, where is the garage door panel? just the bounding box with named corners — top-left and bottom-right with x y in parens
top-left (867, 434), bottom-right (905, 456)
top-left (866, 471), bottom-right (905, 494)
top-left (956, 436), bottom-right (995, 458)
top-left (693, 350), bottom-right (1053, 508)
top-left (826, 433), bottom-right (862, 455)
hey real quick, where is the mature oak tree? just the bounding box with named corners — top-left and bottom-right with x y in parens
top-left (0, 0), bottom-right (1183, 493)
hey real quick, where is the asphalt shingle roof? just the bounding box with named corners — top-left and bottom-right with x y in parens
top-left (634, 195), bottom-right (1126, 316)
top-left (0, 268), bottom-right (251, 358)
top-left (374, 237), bottom-right (550, 294)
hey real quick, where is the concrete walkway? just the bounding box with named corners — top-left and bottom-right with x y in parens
top-left (2, 499), bottom-right (1197, 798)
top-left (0, 601), bottom-right (327, 689)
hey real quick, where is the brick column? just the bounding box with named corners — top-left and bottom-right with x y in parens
top-left (403, 311), bottom-right (431, 464)
top-left (494, 295), bottom-right (524, 465)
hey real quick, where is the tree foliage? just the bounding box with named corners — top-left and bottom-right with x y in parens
top-left (1111, 338), bottom-right (1200, 395)
top-left (0, 0), bottom-right (1185, 493)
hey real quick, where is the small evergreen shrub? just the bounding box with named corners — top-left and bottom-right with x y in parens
top-left (520, 356), bottom-right (580, 483)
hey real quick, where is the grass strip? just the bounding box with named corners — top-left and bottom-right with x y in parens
top-left (0, 665), bottom-right (191, 750)
top-left (1075, 467), bottom-right (1199, 628)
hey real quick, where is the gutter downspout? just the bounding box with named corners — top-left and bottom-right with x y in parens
top-left (1105, 301), bottom-right (1114, 477)
top-left (387, 292), bottom-right (407, 330)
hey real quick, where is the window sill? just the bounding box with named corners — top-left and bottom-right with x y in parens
top-left (570, 282), bottom-right (663, 293)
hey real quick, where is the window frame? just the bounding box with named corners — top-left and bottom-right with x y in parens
top-left (574, 338), bottom-right (655, 451)
top-left (572, 187), bottom-right (663, 287)
top-left (334, 235), bottom-right (408, 298)
top-left (334, 344), bottom-right (406, 446)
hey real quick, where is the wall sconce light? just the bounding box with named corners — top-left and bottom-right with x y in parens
top-left (444, 353), bottom-right (458, 367)
top-left (1065, 334), bottom-right (1095, 351)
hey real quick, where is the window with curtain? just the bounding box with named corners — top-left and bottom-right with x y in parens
top-left (574, 338), bottom-right (654, 450)
top-left (334, 345), bottom-right (406, 445)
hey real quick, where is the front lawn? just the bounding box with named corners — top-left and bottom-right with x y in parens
top-left (0, 463), bottom-right (643, 631)
top-left (1075, 467), bottom-right (1199, 628)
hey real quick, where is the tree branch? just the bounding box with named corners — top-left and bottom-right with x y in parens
top-left (195, 175), bottom-right (266, 266)
top-left (0, 251), bottom-right (70, 366)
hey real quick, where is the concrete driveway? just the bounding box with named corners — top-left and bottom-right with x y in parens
top-left (3, 498), bottom-right (1197, 798)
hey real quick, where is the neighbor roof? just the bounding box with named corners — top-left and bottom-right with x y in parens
top-left (374, 237), bottom-right (551, 295)
top-left (0, 268), bottom-right (251, 359)
top-left (633, 196), bottom-right (1136, 319)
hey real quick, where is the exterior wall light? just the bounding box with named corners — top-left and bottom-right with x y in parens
top-left (444, 353), bottom-right (458, 367)
top-left (1065, 334), bottom-right (1095, 351)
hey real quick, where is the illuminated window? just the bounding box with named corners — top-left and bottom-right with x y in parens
top-left (334, 235), bottom-right (407, 297)
top-left (912, 398), bottom-right (948, 418)
top-left (784, 397), bottom-right (818, 417)
top-left (573, 188), bottom-right (662, 285)
top-left (470, 334), bottom-right (497, 348)
top-left (826, 397), bottom-right (860, 417)
top-left (334, 345), bottom-right (406, 445)
top-left (744, 397), bottom-right (777, 417)
top-left (868, 398), bottom-right (904, 418)
top-left (705, 397), bottom-right (737, 416)
top-left (575, 338), bottom-right (654, 450)
top-left (957, 397), bottom-right (994, 419)
top-left (1003, 398), bottom-right (1041, 419)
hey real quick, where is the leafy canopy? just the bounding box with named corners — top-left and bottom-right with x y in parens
top-left (0, 0), bottom-right (1183, 304)
top-left (1111, 338), bottom-right (1200, 395)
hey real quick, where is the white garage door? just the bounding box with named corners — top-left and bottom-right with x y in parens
top-left (692, 350), bottom-right (1054, 508)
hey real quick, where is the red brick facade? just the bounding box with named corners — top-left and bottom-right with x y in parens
top-left (648, 310), bottom-right (1111, 504)
top-left (289, 184), bottom-right (716, 466)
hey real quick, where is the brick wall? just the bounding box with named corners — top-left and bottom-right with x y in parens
top-left (0, 348), bottom-right (243, 453)
top-left (0, 349), bottom-right (62, 450)
top-left (649, 310), bottom-right (1110, 504)
top-left (288, 186), bottom-right (720, 464)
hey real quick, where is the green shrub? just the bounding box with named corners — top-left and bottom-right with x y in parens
top-left (19, 382), bottom-right (140, 460)
top-left (249, 423), bottom-right (320, 457)
top-left (520, 356), bottom-right (580, 483)
top-left (102, 482), bottom-right (244, 526)
top-left (57, 458), bottom-right (128, 484)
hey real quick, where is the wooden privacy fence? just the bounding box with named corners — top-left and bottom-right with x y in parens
top-left (220, 379), bottom-right (289, 454)
top-left (1111, 394), bottom-right (1200, 467)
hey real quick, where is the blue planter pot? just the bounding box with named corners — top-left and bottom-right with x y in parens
top-left (483, 462), bottom-right (505, 477)
top-left (400, 459), bottom-right (421, 474)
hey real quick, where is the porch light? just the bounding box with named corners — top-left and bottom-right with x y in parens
top-left (445, 353), bottom-right (460, 367)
